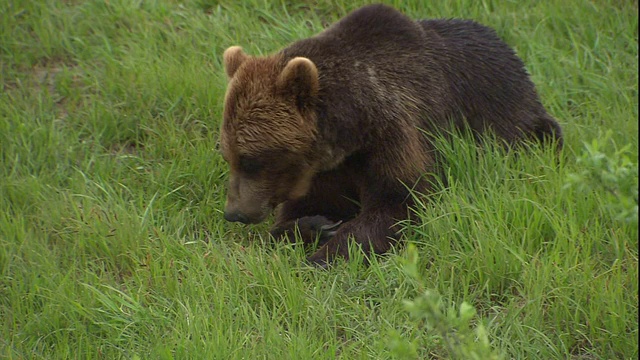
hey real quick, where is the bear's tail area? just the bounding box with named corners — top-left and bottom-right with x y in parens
top-left (534, 114), bottom-right (563, 151)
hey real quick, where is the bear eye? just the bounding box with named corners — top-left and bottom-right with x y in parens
top-left (238, 156), bottom-right (263, 175)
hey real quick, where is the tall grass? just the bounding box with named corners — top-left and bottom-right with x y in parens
top-left (1, 0), bottom-right (637, 358)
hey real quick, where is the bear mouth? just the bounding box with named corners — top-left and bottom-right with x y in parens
top-left (224, 210), bottom-right (268, 225)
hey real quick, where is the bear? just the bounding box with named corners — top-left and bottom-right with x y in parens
top-left (219, 4), bottom-right (562, 267)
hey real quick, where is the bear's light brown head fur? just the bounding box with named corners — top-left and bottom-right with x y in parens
top-left (220, 46), bottom-right (321, 224)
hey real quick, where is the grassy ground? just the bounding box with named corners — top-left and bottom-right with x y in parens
top-left (1, 0), bottom-right (637, 358)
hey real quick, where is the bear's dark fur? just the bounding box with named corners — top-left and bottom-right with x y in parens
top-left (219, 4), bottom-right (562, 266)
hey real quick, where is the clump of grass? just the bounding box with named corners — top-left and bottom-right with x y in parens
top-left (386, 244), bottom-right (502, 360)
top-left (565, 130), bottom-right (638, 224)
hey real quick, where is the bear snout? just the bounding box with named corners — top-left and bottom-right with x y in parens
top-left (222, 205), bottom-right (268, 225)
top-left (223, 175), bottom-right (273, 224)
top-left (223, 209), bottom-right (251, 224)
top-left (223, 191), bottom-right (271, 224)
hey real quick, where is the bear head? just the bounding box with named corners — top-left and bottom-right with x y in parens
top-left (220, 46), bottom-right (320, 224)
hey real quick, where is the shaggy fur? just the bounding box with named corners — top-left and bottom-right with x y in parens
top-left (219, 4), bottom-right (562, 266)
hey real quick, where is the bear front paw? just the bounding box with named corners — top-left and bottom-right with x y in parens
top-left (305, 239), bottom-right (350, 269)
top-left (270, 215), bottom-right (342, 246)
top-left (306, 252), bottom-right (331, 269)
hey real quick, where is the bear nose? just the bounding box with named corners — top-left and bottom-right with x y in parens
top-left (224, 210), bottom-right (250, 224)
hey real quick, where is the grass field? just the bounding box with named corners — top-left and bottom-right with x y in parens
top-left (1, 0), bottom-right (637, 358)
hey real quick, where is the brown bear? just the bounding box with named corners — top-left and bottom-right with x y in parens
top-left (219, 4), bottom-right (562, 267)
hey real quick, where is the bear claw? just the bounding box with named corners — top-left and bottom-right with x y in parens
top-left (270, 216), bottom-right (342, 246)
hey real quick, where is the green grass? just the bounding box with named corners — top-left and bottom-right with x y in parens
top-left (1, 0), bottom-right (637, 358)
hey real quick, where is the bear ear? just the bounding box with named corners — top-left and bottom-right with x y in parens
top-left (223, 46), bottom-right (248, 79)
top-left (276, 57), bottom-right (319, 110)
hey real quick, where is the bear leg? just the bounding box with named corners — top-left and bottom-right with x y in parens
top-left (306, 205), bottom-right (406, 267)
top-left (269, 216), bottom-right (342, 247)
top-left (270, 169), bottom-right (359, 245)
